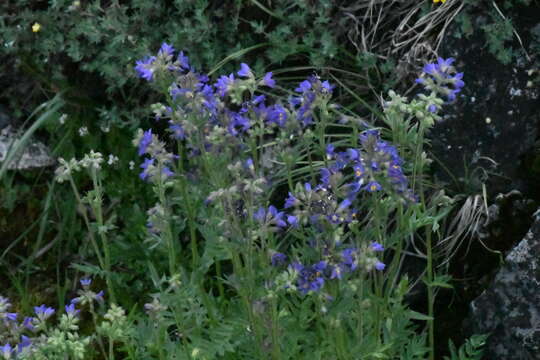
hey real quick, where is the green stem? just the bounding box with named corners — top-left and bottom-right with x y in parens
top-left (91, 169), bottom-right (116, 303)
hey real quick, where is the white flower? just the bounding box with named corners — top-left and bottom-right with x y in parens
top-left (107, 154), bottom-right (119, 165)
top-left (59, 113), bottom-right (68, 125)
top-left (80, 150), bottom-right (103, 170)
top-left (78, 126), bottom-right (89, 137)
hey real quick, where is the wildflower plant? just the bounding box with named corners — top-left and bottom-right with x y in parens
top-left (49, 43), bottom-right (467, 358)
top-left (0, 280), bottom-right (131, 360)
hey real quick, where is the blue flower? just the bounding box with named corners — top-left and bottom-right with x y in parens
top-left (169, 123), bottom-right (185, 140)
top-left (138, 129), bottom-right (153, 155)
top-left (337, 198), bottom-right (352, 210)
top-left (295, 80), bottom-right (312, 93)
top-left (254, 205), bottom-right (287, 228)
top-left (134, 56), bottom-right (156, 81)
top-left (416, 57), bottom-right (465, 102)
top-left (139, 158), bottom-right (155, 181)
top-left (5, 313), bottom-right (17, 322)
top-left (158, 42), bottom-right (175, 57)
top-left (284, 192), bottom-right (299, 208)
top-left (237, 63), bottom-right (253, 78)
top-left (375, 261), bottom-right (386, 271)
top-left (34, 304), bottom-right (55, 321)
top-left (65, 303), bottom-right (80, 316)
top-left (227, 112), bottom-right (251, 136)
top-left (326, 144), bottom-right (335, 158)
top-left (23, 317), bottom-right (35, 331)
top-left (266, 104), bottom-right (287, 127)
top-left (292, 261), bottom-right (327, 294)
top-left (262, 72), bottom-right (275, 88)
top-left (371, 242), bottom-right (384, 252)
top-left (366, 181), bottom-right (382, 192)
top-left (0, 343), bottom-right (13, 359)
top-left (321, 80), bottom-right (334, 93)
top-left (177, 51), bottom-right (190, 70)
top-left (287, 215), bottom-right (299, 227)
top-left (162, 166), bottom-right (174, 178)
top-left (215, 73), bottom-right (235, 97)
top-left (17, 335), bottom-right (32, 353)
top-left (80, 278), bottom-right (92, 287)
top-left (341, 248), bottom-right (358, 271)
top-left (271, 252), bottom-right (288, 266)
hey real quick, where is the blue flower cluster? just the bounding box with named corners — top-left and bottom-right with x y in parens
top-left (415, 57), bottom-right (465, 102)
top-left (134, 43), bottom-right (337, 165)
top-left (322, 129), bottom-right (415, 202)
top-left (0, 278), bottom-right (103, 357)
top-left (273, 242), bottom-right (385, 295)
top-left (282, 129), bottom-right (415, 231)
top-left (134, 43), bottom-right (413, 297)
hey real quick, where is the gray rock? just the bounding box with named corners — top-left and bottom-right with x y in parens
top-left (469, 208), bottom-right (540, 359)
top-left (0, 126), bottom-right (55, 170)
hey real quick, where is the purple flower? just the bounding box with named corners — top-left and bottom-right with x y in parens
top-left (347, 148), bottom-right (359, 161)
top-left (371, 242), bottom-right (384, 252)
top-left (139, 158), bottom-right (155, 181)
top-left (34, 305), bottom-right (55, 321)
top-left (375, 261), bottom-right (386, 271)
top-left (295, 80), bottom-right (312, 93)
top-left (65, 303), bottom-right (80, 316)
top-left (169, 123), bottom-right (185, 140)
top-left (0, 343), bottom-right (13, 358)
top-left (158, 42), bottom-right (175, 57)
top-left (80, 278), bottom-right (92, 287)
top-left (177, 51), bottom-right (190, 69)
top-left (228, 112), bottom-right (251, 136)
top-left (330, 264), bottom-right (346, 279)
top-left (252, 94), bottom-right (266, 105)
top-left (138, 129), bottom-right (153, 156)
top-left (262, 72), bottom-right (275, 88)
top-left (266, 105), bottom-right (287, 127)
top-left (287, 215), bottom-right (299, 227)
top-left (244, 158), bottom-right (254, 171)
top-left (5, 313), bottom-right (17, 322)
top-left (292, 261), bottom-right (327, 294)
top-left (134, 56), bottom-right (156, 81)
top-left (337, 198), bottom-right (352, 210)
top-left (284, 192), bottom-right (299, 208)
top-left (366, 181), bottom-right (382, 192)
top-left (254, 205), bottom-right (287, 228)
top-left (162, 166), bottom-right (174, 178)
top-left (17, 335), bottom-right (32, 353)
top-left (237, 63), bottom-right (253, 78)
top-left (215, 73), bottom-right (235, 97)
top-left (271, 252), bottom-right (288, 266)
top-left (321, 80), bottom-right (334, 93)
top-left (326, 144), bottom-right (335, 158)
top-left (353, 163), bottom-right (366, 178)
top-left (95, 290), bottom-right (105, 302)
top-left (23, 317), bottom-right (35, 331)
top-left (417, 57), bottom-right (465, 102)
top-left (428, 104), bottom-right (437, 113)
top-left (341, 248), bottom-right (358, 271)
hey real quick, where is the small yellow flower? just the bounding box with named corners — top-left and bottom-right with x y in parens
top-left (32, 22), bottom-right (41, 33)
top-left (434, 0), bottom-right (447, 3)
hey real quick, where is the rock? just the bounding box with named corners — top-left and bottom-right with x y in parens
top-left (468, 208), bottom-right (540, 359)
top-left (431, 7), bottom-right (540, 198)
top-left (0, 126), bottom-right (55, 170)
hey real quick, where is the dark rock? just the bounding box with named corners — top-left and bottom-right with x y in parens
top-left (468, 208), bottom-right (540, 359)
top-left (431, 7), bottom-right (540, 198)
